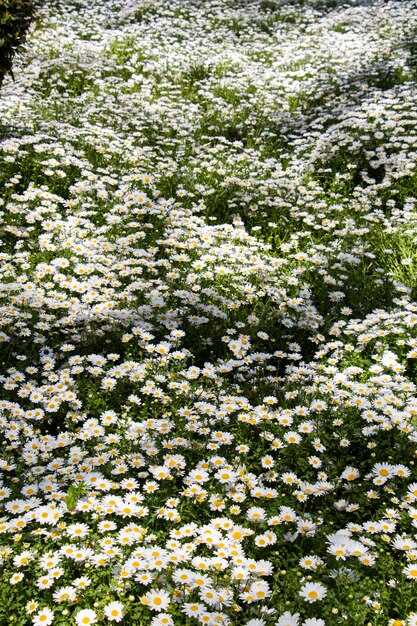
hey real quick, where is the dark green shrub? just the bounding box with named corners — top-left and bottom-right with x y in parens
top-left (0, 0), bottom-right (37, 88)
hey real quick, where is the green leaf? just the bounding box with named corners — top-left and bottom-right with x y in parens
top-left (65, 482), bottom-right (87, 510)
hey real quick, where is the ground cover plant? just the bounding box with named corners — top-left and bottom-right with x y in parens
top-left (1, 0), bottom-right (417, 624)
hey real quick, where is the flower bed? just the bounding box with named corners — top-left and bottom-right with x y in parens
top-left (1, 1), bottom-right (417, 625)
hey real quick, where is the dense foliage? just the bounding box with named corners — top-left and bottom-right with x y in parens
top-left (0, 0), bottom-right (37, 87)
top-left (1, 0), bottom-right (417, 625)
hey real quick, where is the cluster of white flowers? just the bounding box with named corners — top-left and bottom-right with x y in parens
top-left (1, 0), bottom-right (417, 624)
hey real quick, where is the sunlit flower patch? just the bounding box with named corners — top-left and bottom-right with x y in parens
top-left (1, 0), bottom-right (417, 624)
